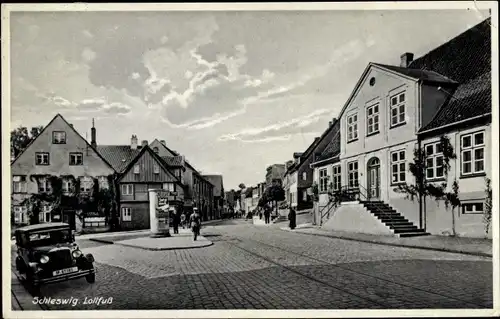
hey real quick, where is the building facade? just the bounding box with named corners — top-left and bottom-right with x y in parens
top-left (11, 114), bottom-right (115, 230)
top-left (202, 175), bottom-right (224, 220)
top-left (265, 164), bottom-right (286, 187)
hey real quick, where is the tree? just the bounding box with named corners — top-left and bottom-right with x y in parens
top-left (265, 184), bottom-right (285, 214)
top-left (11, 125), bottom-right (43, 158)
top-left (238, 183), bottom-right (246, 190)
top-left (395, 135), bottom-right (460, 235)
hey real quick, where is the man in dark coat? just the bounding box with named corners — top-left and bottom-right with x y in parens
top-left (288, 207), bottom-right (296, 230)
top-left (264, 206), bottom-right (271, 224)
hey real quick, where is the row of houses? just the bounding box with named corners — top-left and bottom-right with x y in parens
top-left (281, 18), bottom-right (492, 238)
top-left (10, 115), bottom-right (224, 231)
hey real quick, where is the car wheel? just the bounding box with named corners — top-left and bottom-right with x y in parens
top-left (85, 273), bottom-right (96, 283)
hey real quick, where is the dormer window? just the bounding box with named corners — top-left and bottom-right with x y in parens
top-left (153, 147), bottom-right (159, 154)
top-left (390, 92), bottom-right (406, 127)
top-left (52, 131), bottom-right (66, 144)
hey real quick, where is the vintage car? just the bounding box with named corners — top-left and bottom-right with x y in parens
top-left (14, 222), bottom-right (95, 288)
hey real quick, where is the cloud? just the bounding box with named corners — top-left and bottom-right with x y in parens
top-left (82, 30), bottom-right (94, 39)
top-left (76, 98), bottom-right (131, 115)
top-left (103, 102), bottom-right (131, 114)
top-left (218, 108), bottom-right (331, 142)
top-left (81, 47), bottom-right (97, 62)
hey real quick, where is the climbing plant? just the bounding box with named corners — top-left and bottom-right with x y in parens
top-left (483, 178), bottom-right (492, 236)
top-left (394, 135), bottom-right (461, 235)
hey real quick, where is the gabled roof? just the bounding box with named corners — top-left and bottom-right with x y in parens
top-left (11, 113), bottom-right (115, 171)
top-left (313, 119), bottom-right (341, 165)
top-left (161, 156), bottom-right (184, 168)
top-left (202, 175), bottom-right (224, 197)
top-left (415, 18), bottom-right (492, 132)
top-left (96, 145), bottom-right (141, 173)
top-left (152, 138), bottom-right (199, 172)
top-left (373, 63), bottom-right (457, 85)
top-left (117, 145), bottom-right (182, 184)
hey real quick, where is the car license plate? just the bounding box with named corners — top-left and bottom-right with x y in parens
top-left (53, 267), bottom-right (78, 276)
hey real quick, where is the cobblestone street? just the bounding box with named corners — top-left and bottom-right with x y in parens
top-left (12, 220), bottom-right (493, 310)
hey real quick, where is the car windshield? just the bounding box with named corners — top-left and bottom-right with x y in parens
top-left (28, 229), bottom-right (71, 247)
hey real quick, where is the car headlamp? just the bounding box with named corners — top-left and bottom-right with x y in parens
top-left (40, 255), bottom-right (50, 264)
top-left (72, 250), bottom-right (82, 258)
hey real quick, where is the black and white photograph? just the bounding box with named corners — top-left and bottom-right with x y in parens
top-left (2, 2), bottom-right (498, 318)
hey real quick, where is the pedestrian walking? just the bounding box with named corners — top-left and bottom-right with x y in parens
top-left (264, 206), bottom-right (271, 224)
top-left (171, 208), bottom-right (179, 234)
top-left (288, 207), bottom-right (296, 230)
top-left (180, 212), bottom-right (186, 229)
top-left (190, 208), bottom-right (201, 241)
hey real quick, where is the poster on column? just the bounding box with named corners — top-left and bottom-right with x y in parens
top-left (156, 190), bottom-right (171, 231)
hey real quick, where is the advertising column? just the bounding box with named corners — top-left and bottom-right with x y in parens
top-left (149, 189), bottom-right (171, 238)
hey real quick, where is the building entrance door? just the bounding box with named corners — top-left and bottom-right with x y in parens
top-left (367, 157), bottom-right (381, 200)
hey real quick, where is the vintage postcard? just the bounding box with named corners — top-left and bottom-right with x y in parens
top-left (2, 2), bottom-right (498, 318)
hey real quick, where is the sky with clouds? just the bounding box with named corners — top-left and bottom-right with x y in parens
top-left (9, 9), bottom-right (489, 189)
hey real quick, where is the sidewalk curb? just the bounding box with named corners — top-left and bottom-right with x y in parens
top-left (281, 228), bottom-right (493, 258)
top-left (89, 237), bottom-right (214, 251)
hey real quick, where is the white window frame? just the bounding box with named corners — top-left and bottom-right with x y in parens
top-left (319, 168), bottom-right (328, 193)
top-left (121, 207), bottom-right (132, 221)
top-left (12, 175), bottom-right (27, 193)
top-left (133, 164), bottom-right (140, 174)
top-left (153, 162), bottom-right (160, 174)
top-left (332, 165), bottom-right (341, 191)
top-left (14, 206), bottom-right (28, 224)
top-left (366, 103), bottom-right (380, 135)
top-left (425, 142), bottom-right (445, 180)
top-left (39, 205), bottom-right (52, 223)
top-left (461, 131), bottom-right (485, 176)
top-left (462, 202), bottom-right (484, 214)
top-left (52, 131), bottom-right (66, 144)
top-left (391, 150), bottom-right (406, 184)
top-left (98, 176), bottom-right (109, 190)
top-left (302, 172), bottom-right (307, 180)
top-left (302, 190), bottom-right (307, 201)
top-left (80, 177), bottom-right (93, 193)
top-left (38, 178), bottom-right (52, 193)
top-left (390, 91), bottom-right (406, 127)
top-left (347, 161), bottom-right (359, 189)
top-left (69, 152), bottom-right (83, 166)
top-left (121, 184), bottom-right (133, 195)
top-left (347, 113), bottom-right (358, 142)
top-left (35, 152), bottom-right (49, 165)
top-left (163, 183), bottom-right (175, 192)
top-left (62, 179), bottom-right (74, 193)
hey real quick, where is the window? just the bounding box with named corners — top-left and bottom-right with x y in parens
top-left (69, 152), bottom-right (83, 165)
top-left (163, 183), bottom-right (175, 192)
top-left (52, 131), bottom-right (66, 144)
top-left (62, 179), bottom-right (74, 193)
top-left (39, 205), bottom-right (52, 223)
top-left (153, 163), bottom-right (160, 174)
top-left (302, 172), bottom-right (307, 180)
top-left (425, 143), bottom-right (444, 179)
top-left (390, 92), bottom-right (406, 127)
top-left (121, 184), bottom-right (133, 195)
top-left (462, 202), bottom-right (484, 214)
top-left (348, 161), bottom-right (359, 188)
top-left (391, 150), bottom-right (406, 184)
top-left (302, 190), bottom-right (307, 201)
top-left (461, 131), bottom-right (485, 175)
top-left (38, 178), bottom-right (52, 193)
top-left (35, 152), bottom-right (50, 165)
top-left (98, 176), bottom-right (109, 189)
top-left (12, 176), bottom-right (27, 193)
top-left (153, 147), bottom-right (159, 154)
top-left (347, 113), bottom-right (358, 142)
top-left (121, 207), bottom-right (132, 221)
top-left (319, 168), bottom-right (328, 192)
top-left (80, 177), bottom-right (93, 193)
top-left (133, 164), bottom-right (140, 174)
top-left (332, 165), bottom-right (341, 191)
top-left (14, 206), bottom-right (27, 224)
top-left (366, 103), bottom-right (380, 135)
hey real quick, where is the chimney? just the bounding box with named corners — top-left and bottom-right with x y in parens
top-left (141, 140), bottom-right (148, 147)
top-left (131, 135), bottom-right (138, 150)
top-left (160, 140), bottom-right (166, 146)
top-left (90, 118), bottom-right (97, 148)
top-left (400, 52), bottom-right (414, 68)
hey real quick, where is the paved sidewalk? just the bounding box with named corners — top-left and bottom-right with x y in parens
top-left (11, 270), bottom-right (44, 311)
top-left (281, 226), bottom-right (492, 257)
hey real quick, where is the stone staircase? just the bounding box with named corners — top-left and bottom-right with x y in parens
top-left (361, 201), bottom-right (429, 237)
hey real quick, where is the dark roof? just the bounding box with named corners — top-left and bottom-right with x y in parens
top-left (96, 145), bottom-right (140, 173)
top-left (374, 63), bottom-right (456, 84)
top-left (15, 222), bottom-right (69, 233)
top-left (314, 120), bottom-right (341, 163)
top-left (415, 18), bottom-right (491, 131)
top-left (421, 71), bottom-right (491, 131)
top-left (409, 18), bottom-right (491, 84)
top-left (160, 156), bottom-right (184, 167)
top-left (202, 175), bottom-right (224, 197)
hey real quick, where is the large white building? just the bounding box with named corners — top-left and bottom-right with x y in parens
top-left (311, 18), bottom-right (492, 238)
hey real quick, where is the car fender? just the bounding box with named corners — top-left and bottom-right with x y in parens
top-left (85, 253), bottom-right (95, 263)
